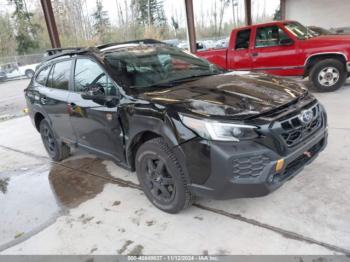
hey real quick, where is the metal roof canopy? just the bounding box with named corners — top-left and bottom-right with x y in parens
top-left (40, 0), bottom-right (286, 53)
top-left (40, 0), bottom-right (60, 48)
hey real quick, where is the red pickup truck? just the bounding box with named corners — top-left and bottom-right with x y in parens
top-left (196, 21), bottom-right (350, 92)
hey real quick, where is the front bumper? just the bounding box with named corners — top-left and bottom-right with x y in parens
top-left (179, 128), bottom-right (328, 200)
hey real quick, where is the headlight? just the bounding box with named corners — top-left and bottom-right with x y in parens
top-left (180, 115), bottom-right (258, 142)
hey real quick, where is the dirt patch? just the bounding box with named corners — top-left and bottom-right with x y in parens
top-left (118, 240), bottom-right (134, 254)
top-left (128, 244), bottom-right (144, 255)
top-left (0, 177), bottom-right (10, 194)
top-left (78, 214), bottom-right (95, 224)
top-left (146, 220), bottom-right (155, 227)
top-left (118, 228), bottom-right (126, 233)
top-left (90, 247), bottom-right (98, 254)
top-left (14, 232), bottom-right (24, 239)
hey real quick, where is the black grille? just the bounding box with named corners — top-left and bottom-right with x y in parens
top-left (280, 104), bottom-right (322, 147)
top-left (233, 155), bottom-right (271, 178)
top-left (283, 138), bottom-right (325, 178)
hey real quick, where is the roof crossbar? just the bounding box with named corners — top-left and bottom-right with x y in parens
top-left (46, 47), bottom-right (85, 56)
top-left (97, 39), bottom-right (164, 50)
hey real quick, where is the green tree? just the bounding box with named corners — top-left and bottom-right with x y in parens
top-left (171, 16), bottom-right (179, 37)
top-left (131, 0), bottom-right (167, 27)
top-left (273, 8), bottom-right (281, 21)
top-left (9, 0), bottom-right (40, 54)
top-left (92, 0), bottom-right (111, 43)
top-left (0, 13), bottom-right (16, 57)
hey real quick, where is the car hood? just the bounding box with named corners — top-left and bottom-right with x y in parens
top-left (306, 34), bottom-right (350, 44)
top-left (141, 72), bottom-right (307, 119)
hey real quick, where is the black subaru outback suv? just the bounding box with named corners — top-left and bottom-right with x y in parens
top-left (25, 40), bottom-right (328, 213)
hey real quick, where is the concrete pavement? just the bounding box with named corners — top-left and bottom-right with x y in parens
top-left (0, 80), bottom-right (349, 255)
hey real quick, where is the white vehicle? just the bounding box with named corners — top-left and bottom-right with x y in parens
top-left (1, 62), bottom-right (38, 79)
top-left (177, 41), bottom-right (208, 51)
top-left (202, 40), bottom-right (216, 49)
top-left (215, 38), bottom-right (229, 49)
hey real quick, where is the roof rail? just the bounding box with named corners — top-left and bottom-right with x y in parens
top-left (97, 39), bottom-right (164, 50)
top-left (42, 47), bottom-right (93, 63)
top-left (46, 47), bottom-right (85, 56)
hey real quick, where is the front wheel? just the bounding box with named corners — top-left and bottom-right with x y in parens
top-left (135, 138), bottom-right (193, 213)
top-left (310, 59), bottom-right (347, 92)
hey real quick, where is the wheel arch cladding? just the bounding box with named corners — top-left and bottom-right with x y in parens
top-left (125, 113), bottom-right (196, 171)
top-left (305, 53), bottom-right (346, 76)
top-left (34, 112), bottom-right (45, 132)
top-left (127, 130), bottom-right (161, 171)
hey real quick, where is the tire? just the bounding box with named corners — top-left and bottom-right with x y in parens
top-left (39, 119), bottom-right (70, 161)
top-left (135, 137), bottom-right (193, 213)
top-left (25, 69), bottom-right (34, 78)
top-left (309, 59), bottom-right (347, 92)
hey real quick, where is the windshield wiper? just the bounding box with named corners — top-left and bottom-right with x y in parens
top-left (167, 72), bottom-right (219, 84)
top-left (130, 82), bottom-right (175, 89)
top-left (130, 72), bottom-right (219, 89)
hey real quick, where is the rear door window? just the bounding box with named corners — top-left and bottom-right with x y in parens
top-left (35, 65), bottom-right (52, 86)
top-left (235, 29), bottom-right (251, 50)
top-left (47, 60), bottom-right (72, 90)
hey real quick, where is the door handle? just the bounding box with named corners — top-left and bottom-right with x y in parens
top-left (251, 52), bottom-right (259, 57)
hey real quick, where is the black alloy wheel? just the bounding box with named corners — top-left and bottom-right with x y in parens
top-left (136, 138), bottom-right (193, 213)
top-left (42, 123), bottom-right (56, 156)
top-left (143, 157), bottom-right (176, 203)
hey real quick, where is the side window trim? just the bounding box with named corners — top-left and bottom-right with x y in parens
top-left (254, 25), bottom-right (291, 49)
top-left (47, 63), bottom-right (55, 88)
top-left (235, 29), bottom-right (251, 50)
top-left (47, 58), bottom-right (73, 91)
top-left (35, 64), bottom-right (53, 87)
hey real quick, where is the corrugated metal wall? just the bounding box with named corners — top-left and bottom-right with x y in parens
top-left (285, 0), bottom-right (350, 29)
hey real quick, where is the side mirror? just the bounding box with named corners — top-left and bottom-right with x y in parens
top-left (279, 38), bottom-right (294, 46)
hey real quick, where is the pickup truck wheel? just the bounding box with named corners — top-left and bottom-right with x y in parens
top-left (39, 119), bottom-right (70, 161)
top-left (25, 69), bottom-right (34, 78)
top-left (310, 59), bottom-right (346, 92)
top-left (135, 138), bottom-right (193, 213)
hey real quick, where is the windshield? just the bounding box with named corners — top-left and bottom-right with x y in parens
top-left (308, 27), bottom-right (331, 36)
top-left (284, 22), bottom-right (317, 40)
top-left (104, 45), bottom-right (224, 90)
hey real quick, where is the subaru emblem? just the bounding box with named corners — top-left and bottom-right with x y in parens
top-left (298, 109), bottom-right (313, 124)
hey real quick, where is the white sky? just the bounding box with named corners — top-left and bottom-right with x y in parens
top-left (92, 0), bottom-right (280, 27)
top-left (0, 0), bottom-right (280, 27)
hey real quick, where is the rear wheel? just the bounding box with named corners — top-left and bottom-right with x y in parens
top-left (310, 59), bottom-right (347, 92)
top-left (39, 119), bottom-right (70, 161)
top-left (135, 138), bottom-right (193, 213)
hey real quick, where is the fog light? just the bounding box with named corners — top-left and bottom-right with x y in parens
top-left (275, 159), bottom-right (285, 172)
